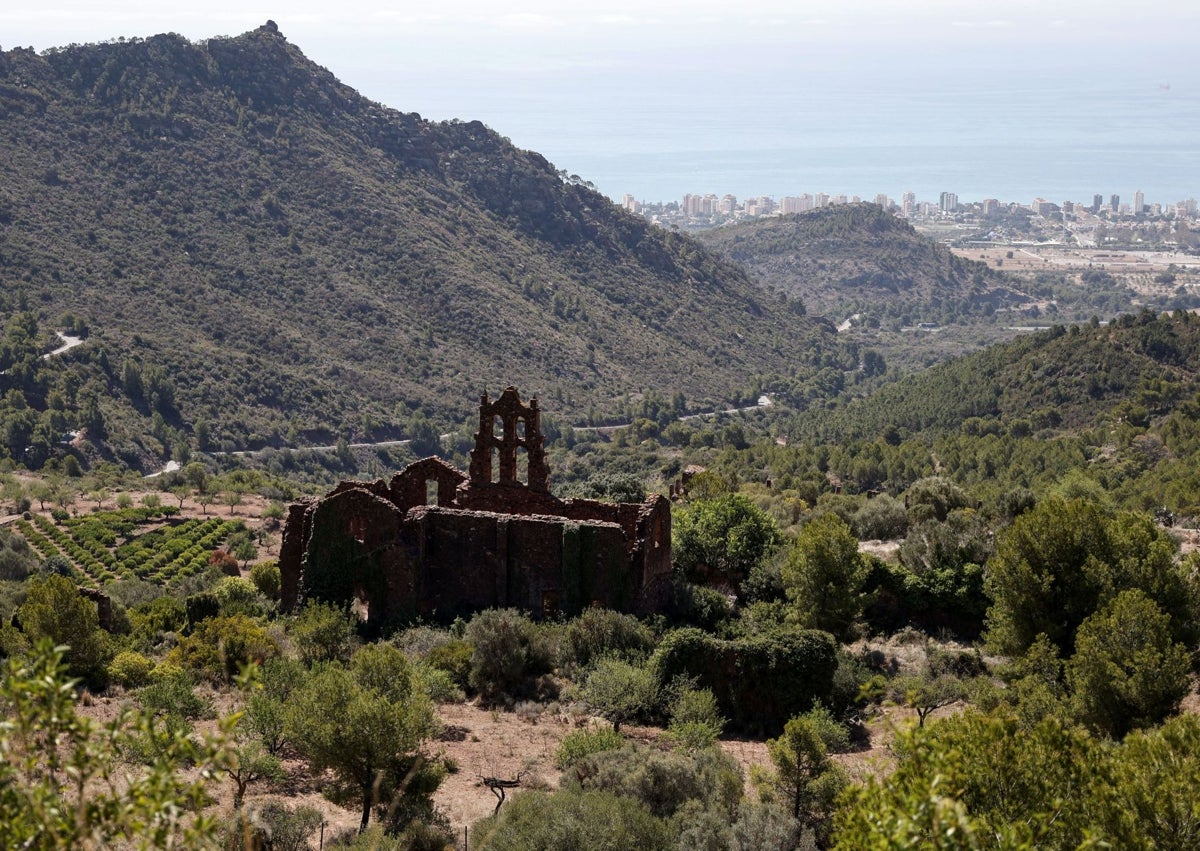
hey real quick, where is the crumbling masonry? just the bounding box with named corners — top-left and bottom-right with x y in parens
top-left (279, 387), bottom-right (672, 625)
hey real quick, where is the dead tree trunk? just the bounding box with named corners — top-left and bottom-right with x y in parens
top-left (481, 771), bottom-right (524, 816)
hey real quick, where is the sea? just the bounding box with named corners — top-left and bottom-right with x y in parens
top-left (397, 72), bottom-right (1200, 210)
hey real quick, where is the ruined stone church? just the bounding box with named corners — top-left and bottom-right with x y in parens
top-left (279, 387), bottom-right (672, 626)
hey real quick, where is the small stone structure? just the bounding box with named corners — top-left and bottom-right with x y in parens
top-left (280, 387), bottom-right (672, 626)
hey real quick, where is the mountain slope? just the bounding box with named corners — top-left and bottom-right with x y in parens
top-left (794, 310), bottom-right (1200, 443)
top-left (0, 23), bottom-right (831, 457)
top-left (695, 204), bottom-right (1026, 323)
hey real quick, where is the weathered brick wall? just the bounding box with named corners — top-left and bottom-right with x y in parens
top-left (634, 495), bottom-right (674, 614)
top-left (389, 458), bottom-right (466, 511)
top-left (300, 488), bottom-right (406, 628)
top-left (278, 391), bottom-right (676, 624)
top-left (279, 499), bottom-right (313, 613)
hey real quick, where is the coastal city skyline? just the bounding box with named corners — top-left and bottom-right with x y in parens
top-left (620, 188), bottom-right (1200, 226)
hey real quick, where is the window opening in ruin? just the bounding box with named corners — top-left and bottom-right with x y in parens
top-left (516, 418), bottom-right (526, 440)
top-left (516, 446), bottom-right (528, 486)
top-left (541, 590), bottom-right (560, 619)
top-left (351, 587), bottom-right (370, 622)
top-left (426, 479), bottom-right (439, 506)
top-left (349, 515), bottom-right (367, 543)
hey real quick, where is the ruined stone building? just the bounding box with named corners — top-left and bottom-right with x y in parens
top-left (279, 387), bottom-right (672, 626)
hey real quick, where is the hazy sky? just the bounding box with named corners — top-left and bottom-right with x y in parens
top-left (4, 1), bottom-right (1192, 99)
top-left (3, 2), bottom-right (1195, 201)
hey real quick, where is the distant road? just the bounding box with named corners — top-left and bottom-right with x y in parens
top-left (147, 397), bottom-right (775, 476)
top-left (44, 333), bottom-right (84, 358)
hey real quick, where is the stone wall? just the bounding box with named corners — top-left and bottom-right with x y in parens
top-left (278, 388), bottom-right (673, 624)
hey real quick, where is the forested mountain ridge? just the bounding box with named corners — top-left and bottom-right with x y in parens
top-left (795, 309), bottom-right (1200, 444)
top-left (0, 23), bottom-right (829, 464)
top-left (696, 203), bottom-right (1027, 324)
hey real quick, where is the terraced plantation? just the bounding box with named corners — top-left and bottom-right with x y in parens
top-left (15, 508), bottom-right (246, 587)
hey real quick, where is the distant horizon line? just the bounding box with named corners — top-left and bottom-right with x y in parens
top-left (609, 190), bottom-right (1197, 209)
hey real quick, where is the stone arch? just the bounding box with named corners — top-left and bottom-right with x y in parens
top-left (299, 487), bottom-right (404, 628)
top-left (389, 457), bottom-right (466, 511)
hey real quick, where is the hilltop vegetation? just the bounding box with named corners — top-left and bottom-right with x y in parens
top-left (0, 23), bottom-right (831, 468)
top-left (695, 204), bottom-right (1022, 324)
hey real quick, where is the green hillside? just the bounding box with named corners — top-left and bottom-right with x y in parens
top-left (0, 23), bottom-right (831, 468)
top-left (695, 203), bottom-right (1025, 323)
top-left (794, 310), bottom-right (1200, 443)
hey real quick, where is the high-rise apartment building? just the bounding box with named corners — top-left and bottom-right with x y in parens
top-left (1110, 194), bottom-right (1120, 213)
top-left (781, 195), bottom-right (814, 214)
top-left (1092, 194), bottom-right (1103, 213)
top-left (939, 192), bottom-right (958, 213)
top-left (1133, 190), bottom-right (1145, 215)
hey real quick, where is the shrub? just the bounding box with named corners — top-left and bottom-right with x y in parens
top-left (291, 601), bottom-right (358, 667)
top-left (17, 574), bottom-right (112, 688)
top-left (423, 638), bottom-right (473, 689)
top-left (184, 592), bottom-right (220, 628)
top-left (563, 743), bottom-right (743, 820)
top-left (558, 608), bottom-right (654, 675)
top-left (471, 789), bottom-right (671, 851)
top-left (464, 609), bottom-right (552, 702)
top-left (650, 627), bottom-right (837, 735)
top-left (415, 663), bottom-right (465, 704)
top-left (225, 802), bottom-right (323, 851)
top-left (555, 727), bottom-right (624, 769)
top-left (169, 615), bottom-right (279, 682)
top-left (109, 650), bottom-right (154, 688)
top-left (666, 687), bottom-right (726, 751)
top-left (136, 671), bottom-right (213, 722)
top-left (208, 549), bottom-right (240, 576)
top-left (248, 560), bottom-right (281, 599)
top-left (670, 580), bottom-right (732, 631)
top-left (1068, 590), bottom-right (1191, 738)
top-left (903, 477), bottom-right (972, 523)
top-left (214, 576), bottom-right (268, 617)
top-left (673, 493), bottom-right (782, 586)
top-left (852, 494), bottom-right (909, 541)
top-left (578, 656), bottom-right (659, 732)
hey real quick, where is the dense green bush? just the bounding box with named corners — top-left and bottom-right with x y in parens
top-left (415, 663), bottom-right (465, 704)
top-left (903, 477), bottom-right (973, 523)
top-left (168, 614), bottom-right (278, 682)
top-left (422, 638), bottom-right (473, 690)
top-left (650, 627), bottom-right (837, 734)
top-left (16, 573), bottom-right (112, 688)
top-left (229, 802), bottom-right (322, 851)
top-left (563, 743), bottom-right (743, 820)
top-left (464, 609), bottom-right (553, 703)
top-left (290, 600), bottom-right (358, 666)
top-left (248, 560), bottom-right (281, 599)
top-left (109, 649), bottom-right (154, 688)
top-left (557, 607), bottom-right (655, 675)
top-left (555, 727), bottom-right (625, 769)
top-left (852, 493), bottom-right (909, 540)
top-left (673, 493), bottom-right (782, 587)
top-left (669, 580), bottom-right (733, 631)
top-left (578, 657), bottom-right (659, 732)
top-left (781, 514), bottom-right (867, 641)
top-left (472, 789), bottom-right (670, 851)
